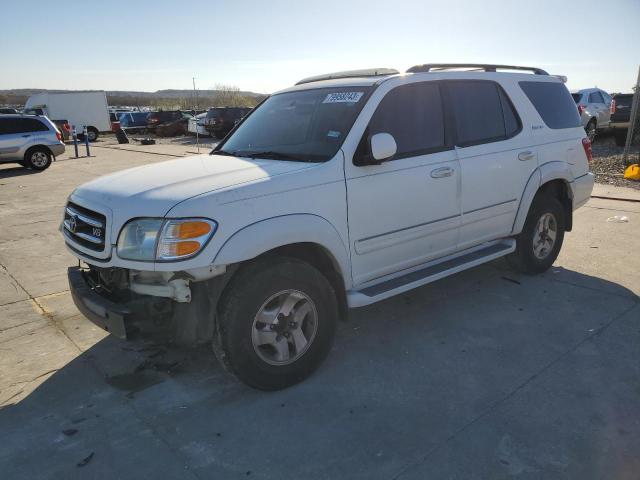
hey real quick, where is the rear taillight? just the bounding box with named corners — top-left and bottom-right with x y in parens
top-left (582, 137), bottom-right (593, 162)
top-left (56, 131), bottom-right (62, 141)
top-left (63, 123), bottom-right (71, 132)
top-left (610, 99), bottom-right (616, 114)
top-left (577, 104), bottom-right (586, 115)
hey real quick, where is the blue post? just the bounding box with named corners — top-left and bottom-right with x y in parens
top-left (83, 126), bottom-right (91, 157)
top-left (72, 125), bottom-right (79, 158)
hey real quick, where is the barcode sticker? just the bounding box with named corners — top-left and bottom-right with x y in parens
top-left (323, 92), bottom-right (364, 104)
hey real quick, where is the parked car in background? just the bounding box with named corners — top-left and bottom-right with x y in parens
top-left (146, 110), bottom-right (190, 133)
top-left (203, 107), bottom-right (251, 138)
top-left (24, 91), bottom-right (111, 142)
top-left (610, 93), bottom-right (635, 147)
top-left (0, 114), bottom-right (65, 170)
top-left (62, 64), bottom-right (594, 390)
top-left (0, 108), bottom-right (19, 114)
top-left (188, 112), bottom-right (210, 136)
top-left (119, 111), bottom-right (151, 134)
top-left (571, 88), bottom-right (613, 142)
top-left (147, 111), bottom-right (192, 137)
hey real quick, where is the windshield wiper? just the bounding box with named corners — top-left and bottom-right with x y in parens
top-left (211, 149), bottom-right (238, 157)
top-left (239, 151), bottom-right (308, 162)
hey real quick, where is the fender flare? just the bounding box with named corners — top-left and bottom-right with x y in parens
top-left (212, 214), bottom-right (352, 288)
top-left (512, 161), bottom-right (574, 235)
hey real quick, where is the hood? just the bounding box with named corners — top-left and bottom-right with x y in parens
top-left (72, 153), bottom-right (313, 230)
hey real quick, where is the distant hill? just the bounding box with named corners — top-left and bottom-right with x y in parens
top-left (0, 88), bottom-right (267, 108)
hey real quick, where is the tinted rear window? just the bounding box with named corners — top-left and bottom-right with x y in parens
top-left (447, 81), bottom-right (519, 146)
top-left (519, 81), bottom-right (581, 129)
top-left (571, 93), bottom-right (582, 103)
top-left (0, 117), bottom-right (49, 134)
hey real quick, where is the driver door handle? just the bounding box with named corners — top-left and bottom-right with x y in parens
top-left (430, 166), bottom-right (454, 178)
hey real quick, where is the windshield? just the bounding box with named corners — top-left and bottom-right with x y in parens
top-left (217, 86), bottom-right (372, 162)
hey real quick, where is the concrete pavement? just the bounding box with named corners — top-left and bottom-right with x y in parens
top-left (0, 146), bottom-right (638, 479)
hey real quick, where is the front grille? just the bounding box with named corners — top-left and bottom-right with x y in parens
top-left (63, 202), bottom-right (107, 252)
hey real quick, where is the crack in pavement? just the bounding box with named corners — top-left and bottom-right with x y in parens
top-left (390, 299), bottom-right (639, 480)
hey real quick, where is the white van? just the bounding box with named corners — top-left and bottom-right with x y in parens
top-left (62, 64), bottom-right (594, 390)
top-left (24, 91), bottom-right (111, 141)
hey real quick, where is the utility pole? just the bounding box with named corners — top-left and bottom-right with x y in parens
top-left (193, 77), bottom-right (200, 153)
top-left (623, 65), bottom-right (640, 165)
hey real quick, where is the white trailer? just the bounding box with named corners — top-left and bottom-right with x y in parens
top-left (24, 91), bottom-right (111, 141)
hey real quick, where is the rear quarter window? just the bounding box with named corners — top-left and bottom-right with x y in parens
top-left (519, 81), bottom-right (581, 129)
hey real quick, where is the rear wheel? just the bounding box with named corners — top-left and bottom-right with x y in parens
top-left (87, 127), bottom-right (99, 142)
top-left (23, 147), bottom-right (52, 171)
top-left (507, 194), bottom-right (565, 274)
top-left (216, 257), bottom-right (338, 390)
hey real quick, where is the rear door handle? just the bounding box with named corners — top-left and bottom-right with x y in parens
top-left (430, 166), bottom-right (454, 178)
top-left (518, 151), bottom-right (535, 161)
top-left (21, 134), bottom-right (31, 138)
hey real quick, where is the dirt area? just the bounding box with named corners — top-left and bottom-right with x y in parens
top-left (591, 133), bottom-right (640, 190)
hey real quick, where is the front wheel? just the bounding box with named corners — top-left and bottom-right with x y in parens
top-left (507, 195), bottom-right (565, 274)
top-left (216, 257), bottom-right (338, 390)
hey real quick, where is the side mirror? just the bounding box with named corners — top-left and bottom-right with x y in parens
top-left (370, 132), bottom-right (397, 162)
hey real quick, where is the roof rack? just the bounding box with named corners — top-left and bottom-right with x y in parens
top-left (406, 64), bottom-right (549, 75)
top-left (295, 68), bottom-right (399, 86)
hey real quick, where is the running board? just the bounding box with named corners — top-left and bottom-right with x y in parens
top-left (347, 240), bottom-right (515, 307)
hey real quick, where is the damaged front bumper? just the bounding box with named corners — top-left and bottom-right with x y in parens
top-left (68, 266), bottom-right (172, 339)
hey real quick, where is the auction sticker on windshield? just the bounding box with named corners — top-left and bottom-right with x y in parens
top-left (323, 92), bottom-right (364, 104)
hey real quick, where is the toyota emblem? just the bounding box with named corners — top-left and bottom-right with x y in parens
top-left (68, 215), bottom-right (78, 233)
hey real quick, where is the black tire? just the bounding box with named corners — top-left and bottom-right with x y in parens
top-left (87, 127), bottom-right (99, 142)
top-left (507, 194), bottom-right (565, 274)
top-left (216, 257), bottom-right (338, 390)
top-left (585, 119), bottom-right (597, 143)
top-left (614, 130), bottom-right (627, 147)
top-left (23, 147), bottom-right (52, 171)
top-left (115, 128), bottom-right (130, 144)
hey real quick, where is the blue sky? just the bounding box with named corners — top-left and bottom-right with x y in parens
top-left (1, 0), bottom-right (638, 94)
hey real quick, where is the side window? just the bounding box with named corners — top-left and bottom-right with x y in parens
top-left (22, 118), bottom-right (49, 132)
top-left (589, 92), bottom-right (605, 104)
top-left (0, 118), bottom-right (47, 134)
top-left (446, 81), bottom-right (511, 146)
top-left (0, 118), bottom-right (11, 135)
top-left (366, 82), bottom-right (445, 159)
top-left (519, 81), bottom-right (581, 129)
top-left (499, 88), bottom-right (520, 137)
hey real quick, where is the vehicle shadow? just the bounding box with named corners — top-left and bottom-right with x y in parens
top-left (0, 166), bottom-right (41, 178)
top-left (0, 262), bottom-right (638, 479)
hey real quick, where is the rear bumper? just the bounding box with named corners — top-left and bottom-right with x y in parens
top-left (50, 143), bottom-right (65, 156)
top-left (572, 172), bottom-right (595, 210)
top-left (610, 121), bottom-right (630, 130)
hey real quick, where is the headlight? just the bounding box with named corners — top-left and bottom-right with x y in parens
top-left (117, 218), bottom-right (217, 261)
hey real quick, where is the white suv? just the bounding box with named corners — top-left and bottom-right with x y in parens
top-left (62, 64), bottom-right (594, 390)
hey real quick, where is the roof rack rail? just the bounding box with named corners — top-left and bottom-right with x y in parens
top-left (406, 63), bottom-right (549, 75)
top-left (295, 68), bottom-right (399, 86)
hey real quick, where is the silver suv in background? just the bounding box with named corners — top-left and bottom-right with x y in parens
top-left (571, 88), bottom-right (613, 141)
top-left (0, 115), bottom-right (65, 171)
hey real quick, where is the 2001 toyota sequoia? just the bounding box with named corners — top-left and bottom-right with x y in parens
top-left (62, 64), bottom-right (595, 390)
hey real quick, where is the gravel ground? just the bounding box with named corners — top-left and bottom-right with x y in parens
top-left (591, 133), bottom-right (640, 190)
